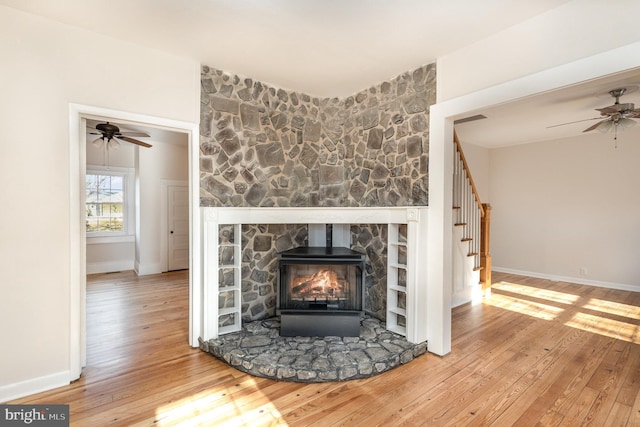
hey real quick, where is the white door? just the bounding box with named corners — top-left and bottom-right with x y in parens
top-left (168, 185), bottom-right (189, 271)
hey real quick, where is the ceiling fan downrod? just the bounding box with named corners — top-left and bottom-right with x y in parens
top-left (609, 88), bottom-right (626, 104)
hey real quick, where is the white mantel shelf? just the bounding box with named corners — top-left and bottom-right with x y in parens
top-left (201, 206), bottom-right (429, 346)
top-left (202, 206), bottom-right (423, 225)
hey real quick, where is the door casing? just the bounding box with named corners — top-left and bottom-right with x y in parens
top-left (69, 104), bottom-right (200, 381)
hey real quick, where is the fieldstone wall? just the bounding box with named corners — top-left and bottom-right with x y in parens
top-left (229, 223), bottom-right (388, 322)
top-left (351, 224), bottom-right (388, 320)
top-left (240, 224), bottom-right (308, 322)
top-left (200, 63), bottom-right (435, 207)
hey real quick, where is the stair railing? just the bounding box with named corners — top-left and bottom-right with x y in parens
top-left (453, 131), bottom-right (492, 291)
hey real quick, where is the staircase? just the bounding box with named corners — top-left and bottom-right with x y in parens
top-left (452, 131), bottom-right (491, 304)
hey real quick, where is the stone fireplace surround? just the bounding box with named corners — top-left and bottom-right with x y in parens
top-left (199, 61), bottom-right (434, 333)
top-left (201, 206), bottom-right (429, 345)
top-left (198, 62), bottom-right (434, 375)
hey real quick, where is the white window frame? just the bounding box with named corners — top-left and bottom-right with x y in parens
top-left (86, 165), bottom-right (135, 244)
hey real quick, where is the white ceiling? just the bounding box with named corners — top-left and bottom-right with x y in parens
top-left (455, 67), bottom-right (640, 148)
top-left (4, 0), bottom-right (640, 148)
top-left (0, 0), bottom-right (571, 97)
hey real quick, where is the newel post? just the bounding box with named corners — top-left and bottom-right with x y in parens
top-left (480, 203), bottom-right (492, 295)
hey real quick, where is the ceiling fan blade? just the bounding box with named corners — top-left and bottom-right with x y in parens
top-left (546, 117), bottom-right (601, 129)
top-left (627, 109), bottom-right (640, 118)
top-left (583, 119), bottom-right (608, 132)
top-left (119, 131), bottom-right (151, 137)
top-left (118, 136), bottom-right (152, 148)
top-left (596, 106), bottom-right (619, 115)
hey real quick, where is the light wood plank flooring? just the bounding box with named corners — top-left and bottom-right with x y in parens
top-left (10, 270), bottom-right (640, 426)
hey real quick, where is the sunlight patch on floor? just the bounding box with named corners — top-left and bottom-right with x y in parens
top-left (483, 291), bottom-right (564, 320)
top-left (492, 281), bottom-right (580, 305)
top-left (486, 280), bottom-right (640, 344)
top-left (565, 312), bottom-right (640, 344)
top-left (154, 378), bottom-right (287, 426)
top-left (582, 298), bottom-right (640, 320)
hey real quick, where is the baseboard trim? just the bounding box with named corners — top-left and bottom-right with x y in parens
top-left (86, 260), bottom-right (134, 274)
top-left (492, 267), bottom-right (639, 292)
top-left (1, 371), bottom-right (70, 403)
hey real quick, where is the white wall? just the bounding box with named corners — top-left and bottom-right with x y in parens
top-left (438, 0), bottom-right (640, 101)
top-left (86, 240), bottom-right (134, 274)
top-left (0, 5), bottom-right (199, 401)
top-left (136, 140), bottom-right (189, 275)
top-left (489, 130), bottom-right (640, 288)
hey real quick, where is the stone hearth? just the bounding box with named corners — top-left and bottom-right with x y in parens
top-left (199, 316), bottom-right (427, 382)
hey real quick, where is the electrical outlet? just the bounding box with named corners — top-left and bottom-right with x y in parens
top-left (579, 267), bottom-right (588, 276)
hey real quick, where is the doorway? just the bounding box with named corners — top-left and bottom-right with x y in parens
top-left (69, 104), bottom-right (201, 381)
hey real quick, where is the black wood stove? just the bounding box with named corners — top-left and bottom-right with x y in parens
top-left (277, 246), bottom-right (365, 337)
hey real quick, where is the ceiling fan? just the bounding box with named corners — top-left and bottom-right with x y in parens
top-left (89, 122), bottom-right (152, 149)
top-left (548, 88), bottom-right (640, 139)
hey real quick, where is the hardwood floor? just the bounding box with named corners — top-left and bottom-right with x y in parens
top-left (10, 270), bottom-right (640, 426)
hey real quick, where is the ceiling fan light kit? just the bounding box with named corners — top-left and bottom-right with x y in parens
top-left (91, 137), bottom-right (105, 148)
top-left (595, 117), bottom-right (636, 133)
top-left (108, 138), bottom-right (120, 150)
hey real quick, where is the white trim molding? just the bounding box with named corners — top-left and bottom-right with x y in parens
top-left (0, 371), bottom-right (70, 403)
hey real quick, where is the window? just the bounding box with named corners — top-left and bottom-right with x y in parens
top-left (85, 167), bottom-right (134, 238)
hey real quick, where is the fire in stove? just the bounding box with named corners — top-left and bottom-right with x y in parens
top-left (290, 268), bottom-right (346, 300)
top-left (284, 263), bottom-right (357, 310)
top-left (278, 246), bottom-right (364, 312)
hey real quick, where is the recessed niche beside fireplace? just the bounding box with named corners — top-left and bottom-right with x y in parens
top-left (278, 246), bottom-right (365, 337)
